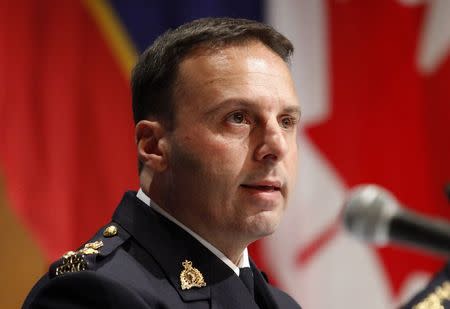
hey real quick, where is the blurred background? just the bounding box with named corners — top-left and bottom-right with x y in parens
top-left (0, 0), bottom-right (449, 308)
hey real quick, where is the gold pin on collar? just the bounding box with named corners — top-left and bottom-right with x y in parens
top-left (103, 225), bottom-right (118, 237)
top-left (180, 260), bottom-right (206, 290)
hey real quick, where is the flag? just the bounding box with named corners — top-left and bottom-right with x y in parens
top-left (265, 0), bottom-right (450, 308)
top-left (1, 1), bottom-right (448, 308)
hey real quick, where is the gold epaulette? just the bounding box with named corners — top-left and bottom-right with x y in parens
top-left (413, 281), bottom-right (450, 309)
top-left (55, 241), bottom-right (104, 276)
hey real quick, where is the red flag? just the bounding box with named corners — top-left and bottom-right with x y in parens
top-left (0, 0), bottom-right (136, 263)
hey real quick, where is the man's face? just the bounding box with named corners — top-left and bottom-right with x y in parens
top-left (163, 41), bottom-right (300, 246)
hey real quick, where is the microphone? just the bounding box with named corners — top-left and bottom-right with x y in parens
top-left (342, 185), bottom-right (450, 256)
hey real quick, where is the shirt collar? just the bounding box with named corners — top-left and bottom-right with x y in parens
top-left (136, 189), bottom-right (250, 276)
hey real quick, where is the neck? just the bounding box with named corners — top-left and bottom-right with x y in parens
top-left (140, 191), bottom-right (249, 266)
top-left (140, 178), bottom-right (250, 267)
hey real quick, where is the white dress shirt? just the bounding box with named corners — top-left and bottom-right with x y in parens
top-left (136, 189), bottom-right (250, 276)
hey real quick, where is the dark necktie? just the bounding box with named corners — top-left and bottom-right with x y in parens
top-left (239, 267), bottom-right (255, 297)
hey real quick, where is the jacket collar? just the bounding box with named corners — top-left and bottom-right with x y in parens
top-left (112, 191), bottom-right (278, 308)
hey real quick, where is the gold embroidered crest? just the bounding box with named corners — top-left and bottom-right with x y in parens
top-left (413, 280), bottom-right (450, 309)
top-left (180, 260), bottom-right (206, 290)
top-left (55, 241), bottom-right (104, 276)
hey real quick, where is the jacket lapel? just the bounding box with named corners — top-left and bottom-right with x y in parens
top-left (111, 192), bottom-right (258, 308)
top-left (209, 271), bottom-right (259, 309)
top-left (112, 192), bottom-right (210, 302)
top-left (251, 259), bottom-right (279, 309)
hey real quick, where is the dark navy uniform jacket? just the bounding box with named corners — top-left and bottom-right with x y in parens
top-left (23, 191), bottom-right (301, 308)
top-left (402, 263), bottom-right (450, 309)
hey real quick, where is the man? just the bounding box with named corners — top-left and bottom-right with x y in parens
top-left (401, 192), bottom-right (450, 309)
top-left (401, 263), bottom-right (450, 309)
top-left (23, 17), bottom-right (302, 308)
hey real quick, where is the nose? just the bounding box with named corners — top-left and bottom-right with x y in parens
top-left (253, 119), bottom-right (289, 163)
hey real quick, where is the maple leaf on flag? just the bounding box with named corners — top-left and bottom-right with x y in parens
top-left (262, 1), bottom-right (450, 308)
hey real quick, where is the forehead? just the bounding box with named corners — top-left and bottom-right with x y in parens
top-left (173, 41), bottom-right (299, 112)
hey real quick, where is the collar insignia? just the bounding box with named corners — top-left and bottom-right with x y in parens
top-left (180, 260), bottom-right (206, 290)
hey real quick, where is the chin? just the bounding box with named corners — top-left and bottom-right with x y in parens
top-left (245, 211), bottom-right (282, 239)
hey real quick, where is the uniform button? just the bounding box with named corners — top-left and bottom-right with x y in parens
top-left (103, 225), bottom-right (118, 237)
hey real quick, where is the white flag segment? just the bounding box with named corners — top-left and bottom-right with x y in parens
top-left (265, 0), bottom-right (330, 127)
top-left (265, 132), bottom-right (396, 308)
top-left (403, 0), bottom-right (450, 74)
top-left (265, 2), bottom-right (394, 307)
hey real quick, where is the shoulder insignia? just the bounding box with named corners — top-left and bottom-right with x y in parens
top-left (180, 260), bottom-right (206, 290)
top-left (55, 241), bottom-right (104, 276)
top-left (413, 280), bottom-right (450, 309)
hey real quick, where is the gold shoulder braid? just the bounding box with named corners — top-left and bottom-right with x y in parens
top-left (413, 280), bottom-right (450, 309)
top-left (55, 241), bottom-right (104, 276)
top-left (180, 260), bottom-right (206, 290)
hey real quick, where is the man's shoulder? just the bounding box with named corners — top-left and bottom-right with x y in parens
top-left (47, 222), bottom-right (131, 277)
top-left (22, 222), bottom-right (160, 308)
top-left (267, 284), bottom-right (302, 309)
top-left (401, 262), bottom-right (450, 309)
top-left (251, 265), bottom-right (301, 309)
top-left (22, 267), bottom-right (153, 308)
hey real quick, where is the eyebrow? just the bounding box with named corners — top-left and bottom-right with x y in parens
top-left (204, 98), bottom-right (302, 118)
top-left (282, 106), bottom-right (302, 118)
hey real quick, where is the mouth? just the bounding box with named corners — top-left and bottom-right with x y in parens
top-left (240, 183), bottom-right (282, 192)
top-left (240, 182), bottom-right (283, 207)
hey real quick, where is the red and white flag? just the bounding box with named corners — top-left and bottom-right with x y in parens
top-left (264, 1), bottom-right (450, 308)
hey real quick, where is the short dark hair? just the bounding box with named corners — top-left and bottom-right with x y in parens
top-left (131, 17), bottom-right (294, 126)
top-left (131, 17), bottom-right (294, 172)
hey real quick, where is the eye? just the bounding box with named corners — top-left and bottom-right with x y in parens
top-left (226, 111), bottom-right (250, 125)
top-left (280, 116), bottom-right (297, 129)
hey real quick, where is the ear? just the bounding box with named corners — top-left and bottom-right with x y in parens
top-left (135, 120), bottom-right (169, 173)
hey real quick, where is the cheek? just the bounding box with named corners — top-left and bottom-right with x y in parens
top-left (171, 136), bottom-right (247, 193)
top-left (189, 132), bottom-right (249, 170)
top-left (210, 142), bottom-right (249, 179)
top-left (288, 146), bottom-right (298, 167)
top-left (286, 145), bottom-right (299, 179)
